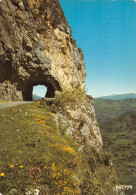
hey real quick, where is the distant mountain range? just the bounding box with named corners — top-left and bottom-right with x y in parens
top-left (96, 93), bottom-right (136, 100)
top-left (33, 94), bottom-right (42, 100)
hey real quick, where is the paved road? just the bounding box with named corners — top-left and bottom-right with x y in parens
top-left (0, 101), bottom-right (33, 110)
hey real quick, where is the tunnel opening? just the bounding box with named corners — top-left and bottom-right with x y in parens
top-left (33, 85), bottom-right (47, 100)
top-left (22, 79), bottom-right (58, 101)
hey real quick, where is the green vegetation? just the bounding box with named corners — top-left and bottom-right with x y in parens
top-left (94, 98), bottom-right (136, 126)
top-left (0, 101), bottom-right (117, 194)
top-left (100, 111), bottom-right (136, 133)
top-left (0, 102), bottom-right (80, 194)
top-left (102, 132), bottom-right (136, 186)
top-left (94, 98), bottom-right (136, 194)
top-left (51, 88), bottom-right (86, 112)
top-left (80, 148), bottom-right (118, 195)
top-left (96, 93), bottom-right (136, 100)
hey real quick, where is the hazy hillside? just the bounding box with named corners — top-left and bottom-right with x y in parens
top-left (94, 98), bottom-right (136, 193)
top-left (94, 98), bottom-right (136, 126)
top-left (33, 94), bottom-right (42, 100)
top-left (96, 93), bottom-right (136, 100)
top-left (100, 111), bottom-right (136, 133)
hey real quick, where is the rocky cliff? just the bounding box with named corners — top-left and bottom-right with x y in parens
top-left (0, 0), bottom-right (103, 149)
top-left (0, 0), bottom-right (85, 101)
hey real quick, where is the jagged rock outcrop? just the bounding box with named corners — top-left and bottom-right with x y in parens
top-left (53, 93), bottom-right (103, 150)
top-left (0, 0), bottom-right (103, 149)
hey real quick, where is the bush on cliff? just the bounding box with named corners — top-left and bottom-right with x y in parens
top-left (51, 88), bottom-right (86, 112)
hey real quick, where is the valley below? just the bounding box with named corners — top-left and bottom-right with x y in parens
top-left (94, 97), bottom-right (136, 194)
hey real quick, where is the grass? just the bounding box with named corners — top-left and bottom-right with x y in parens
top-left (94, 98), bottom-right (136, 126)
top-left (0, 101), bottom-right (118, 194)
top-left (0, 102), bottom-right (80, 194)
top-left (94, 98), bottom-right (136, 194)
top-left (50, 88), bottom-right (86, 115)
top-left (102, 132), bottom-right (136, 189)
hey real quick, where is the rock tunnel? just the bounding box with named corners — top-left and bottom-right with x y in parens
top-left (22, 77), bottom-right (61, 101)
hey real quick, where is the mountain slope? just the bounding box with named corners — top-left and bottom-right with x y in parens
top-left (94, 98), bottom-right (136, 192)
top-left (96, 93), bottom-right (136, 100)
top-left (101, 111), bottom-right (136, 133)
top-left (94, 98), bottom-right (136, 126)
top-left (33, 94), bottom-right (42, 100)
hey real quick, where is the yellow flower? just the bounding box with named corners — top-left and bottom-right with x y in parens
top-left (10, 164), bottom-right (14, 168)
top-left (0, 173), bottom-right (4, 176)
top-left (20, 165), bottom-right (23, 168)
top-left (50, 113), bottom-right (54, 116)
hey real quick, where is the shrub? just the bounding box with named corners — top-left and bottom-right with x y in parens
top-left (51, 88), bottom-right (86, 113)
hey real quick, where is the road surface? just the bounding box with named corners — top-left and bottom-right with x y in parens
top-left (0, 101), bottom-right (33, 110)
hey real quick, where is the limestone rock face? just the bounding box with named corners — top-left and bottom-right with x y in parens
top-left (0, 0), bottom-right (86, 100)
top-left (0, 0), bottom-right (103, 149)
top-left (55, 95), bottom-right (103, 150)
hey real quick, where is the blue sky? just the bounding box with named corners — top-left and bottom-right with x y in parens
top-left (33, 85), bottom-right (47, 98)
top-left (59, 0), bottom-right (136, 97)
top-left (34, 0), bottom-right (136, 98)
